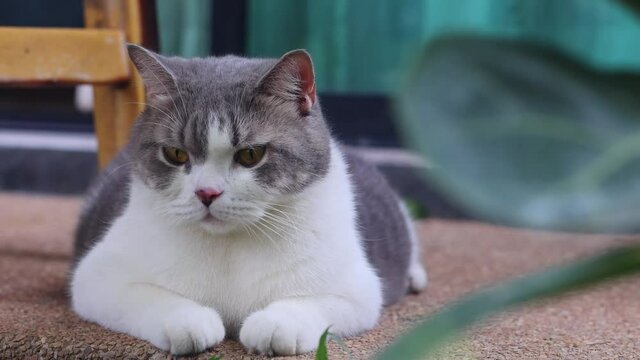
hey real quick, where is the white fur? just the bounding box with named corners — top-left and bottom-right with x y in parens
top-left (400, 203), bottom-right (428, 292)
top-left (71, 139), bottom-right (383, 356)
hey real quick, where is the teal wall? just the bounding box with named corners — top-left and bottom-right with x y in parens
top-left (156, 0), bottom-right (212, 57)
top-left (156, 0), bottom-right (640, 94)
top-left (247, 0), bottom-right (640, 94)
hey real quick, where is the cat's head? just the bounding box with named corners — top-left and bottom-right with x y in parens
top-left (126, 44), bottom-right (331, 235)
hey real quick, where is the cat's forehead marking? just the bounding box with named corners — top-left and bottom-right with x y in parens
top-left (206, 113), bottom-right (233, 155)
top-left (178, 111), bottom-right (208, 163)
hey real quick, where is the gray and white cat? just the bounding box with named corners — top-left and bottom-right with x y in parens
top-left (71, 44), bottom-right (427, 356)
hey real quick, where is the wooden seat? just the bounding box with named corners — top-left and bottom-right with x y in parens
top-left (0, 0), bottom-right (157, 169)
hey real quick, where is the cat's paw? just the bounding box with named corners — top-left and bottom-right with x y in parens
top-left (409, 262), bottom-right (428, 293)
top-left (239, 307), bottom-right (322, 356)
top-left (158, 305), bottom-right (225, 355)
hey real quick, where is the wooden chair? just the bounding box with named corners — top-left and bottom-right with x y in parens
top-left (0, 0), bottom-right (157, 169)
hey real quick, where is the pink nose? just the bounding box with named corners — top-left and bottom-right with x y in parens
top-left (195, 188), bottom-right (223, 207)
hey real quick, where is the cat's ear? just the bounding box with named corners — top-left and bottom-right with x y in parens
top-left (257, 49), bottom-right (316, 115)
top-left (127, 44), bottom-right (178, 103)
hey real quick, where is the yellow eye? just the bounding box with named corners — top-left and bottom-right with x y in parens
top-left (162, 146), bottom-right (189, 165)
top-left (235, 145), bottom-right (266, 168)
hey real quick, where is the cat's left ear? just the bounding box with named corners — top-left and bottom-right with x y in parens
top-left (257, 49), bottom-right (316, 115)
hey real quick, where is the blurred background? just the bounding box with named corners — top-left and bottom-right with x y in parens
top-left (1, 0), bottom-right (639, 229)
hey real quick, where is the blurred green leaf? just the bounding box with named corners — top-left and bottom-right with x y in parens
top-left (315, 328), bottom-right (331, 360)
top-left (376, 245), bottom-right (640, 360)
top-left (404, 198), bottom-right (428, 219)
top-left (396, 37), bottom-right (640, 232)
top-left (208, 355), bottom-right (222, 360)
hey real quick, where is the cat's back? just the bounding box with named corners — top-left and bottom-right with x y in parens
top-left (74, 150), bottom-right (131, 264)
top-left (343, 148), bottom-right (413, 305)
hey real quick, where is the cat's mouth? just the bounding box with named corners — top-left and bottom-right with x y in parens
top-left (201, 213), bottom-right (223, 225)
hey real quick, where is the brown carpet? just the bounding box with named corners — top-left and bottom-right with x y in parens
top-left (0, 193), bottom-right (638, 360)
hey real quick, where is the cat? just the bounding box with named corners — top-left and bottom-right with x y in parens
top-left (71, 44), bottom-right (427, 356)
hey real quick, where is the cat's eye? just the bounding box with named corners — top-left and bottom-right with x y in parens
top-left (162, 146), bottom-right (189, 165)
top-left (235, 145), bottom-right (266, 168)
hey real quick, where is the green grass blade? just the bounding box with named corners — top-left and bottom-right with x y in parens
top-left (377, 245), bottom-right (640, 360)
top-left (315, 327), bottom-right (331, 360)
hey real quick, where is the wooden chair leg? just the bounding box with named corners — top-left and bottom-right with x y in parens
top-left (84, 0), bottom-right (147, 169)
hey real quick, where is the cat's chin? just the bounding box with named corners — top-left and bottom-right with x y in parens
top-left (196, 214), bottom-right (241, 236)
top-left (202, 213), bottom-right (223, 225)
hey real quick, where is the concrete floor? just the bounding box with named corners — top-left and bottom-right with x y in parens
top-left (1, 193), bottom-right (639, 359)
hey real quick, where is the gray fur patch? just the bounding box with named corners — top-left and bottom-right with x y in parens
top-left (344, 148), bottom-right (414, 306)
top-left (73, 151), bottom-right (131, 265)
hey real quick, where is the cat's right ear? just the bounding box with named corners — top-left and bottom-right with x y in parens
top-left (127, 44), bottom-right (178, 103)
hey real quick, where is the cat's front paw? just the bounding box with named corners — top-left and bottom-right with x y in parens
top-left (239, 307), bottom-right (323, 356)
top-left (158, 305), bottom-right (225, 355)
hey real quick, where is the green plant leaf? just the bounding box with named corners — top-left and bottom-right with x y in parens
top-left (376, 245), bottom-right (640, 360)
top-left (404, 198), bottom-right (428, 219)
top-left (315, 327), bottom-right (331, 360)
top-left (208, 356), bottom-right (222, 360)
top-left (395, 36), bottom-right (640, 233)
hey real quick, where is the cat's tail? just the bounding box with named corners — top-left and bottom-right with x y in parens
top-left (399, 202), bottom-right (428, 292)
